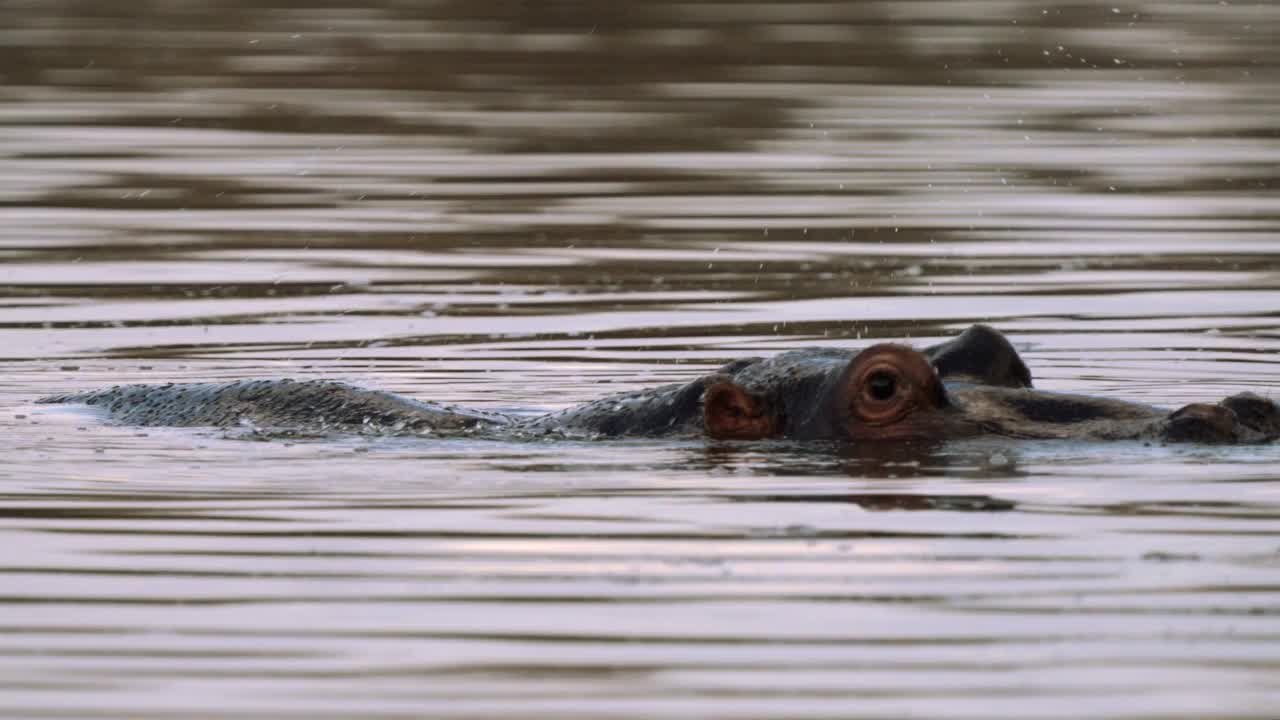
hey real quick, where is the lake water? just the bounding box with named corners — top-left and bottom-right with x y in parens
top-left (2, 1), bottom-right (1280, 717)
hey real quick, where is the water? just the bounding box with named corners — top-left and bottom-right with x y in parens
top-left (3, 1), bottom-right (1280, 717)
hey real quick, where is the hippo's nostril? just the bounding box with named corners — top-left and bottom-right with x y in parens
top-left (867, 371), bottom-right (897, 402)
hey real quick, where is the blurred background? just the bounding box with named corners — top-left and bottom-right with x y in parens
top-left (2, 2), bottom-right (1279, 718)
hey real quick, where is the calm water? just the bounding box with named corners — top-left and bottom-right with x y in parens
top-left (3, 1), bottom-right (1280, 717)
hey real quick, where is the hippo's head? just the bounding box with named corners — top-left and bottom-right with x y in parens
top-left (696, 324), bottom-right (1280, 445)
top-left (702, 343), bottom-right (967, 442)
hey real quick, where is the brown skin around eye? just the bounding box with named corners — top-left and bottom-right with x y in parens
top-left (704, 382), bottom-right (778, 440)
top-left (837, 344), bottom-right (952, 441)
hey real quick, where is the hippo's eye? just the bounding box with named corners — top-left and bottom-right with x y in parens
top-left (841, 344), bottom-right (946, 437)
top-left (866, 371), bottom-right (898, 402)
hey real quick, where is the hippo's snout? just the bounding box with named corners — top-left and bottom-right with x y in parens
top-left (1163, 403), bottom-right (1241, 443)
top-left (1219, 392), bottom-right (1280, 438)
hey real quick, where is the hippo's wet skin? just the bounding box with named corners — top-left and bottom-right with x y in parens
top-left (41, 379), bottom-right (513, 435)
top-left (39, 325), bottom-right (1280, 444)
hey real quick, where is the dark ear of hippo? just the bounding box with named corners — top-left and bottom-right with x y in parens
top-left (704, 382), bottom-right (777, 440)
top-left (925, 324), bottom-right (1032, 388)
top-left (834, 344), bottom-right (951, 440)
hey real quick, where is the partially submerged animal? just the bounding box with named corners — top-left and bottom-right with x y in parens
top-left (39, 325), bottom-right (1280, 444)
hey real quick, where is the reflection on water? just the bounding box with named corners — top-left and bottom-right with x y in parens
top-left (2, 1), bottom-right (1280, 717)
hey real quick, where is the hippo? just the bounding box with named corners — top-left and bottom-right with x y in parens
top-left (37, 325), bottom-right (1280, 444)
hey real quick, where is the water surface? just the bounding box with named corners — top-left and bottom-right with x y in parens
top-left (2, 1), bottom-right (1280, 717)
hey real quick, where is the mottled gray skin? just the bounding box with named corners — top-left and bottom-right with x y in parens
top-left (38, 325), bottom-right (1280, 444)
top-left (40, 379), bottom-right (512, 435)
top-left (513, 375), bottom-right (716, 438)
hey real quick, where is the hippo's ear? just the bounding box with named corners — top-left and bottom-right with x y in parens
top-left (704, 382), bottom-right (777, 440)
top-left (924, 324), bottom-right (1033, 388)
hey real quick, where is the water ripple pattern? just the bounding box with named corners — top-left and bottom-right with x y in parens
top-left (1, 1), bottom-right (1279, 718)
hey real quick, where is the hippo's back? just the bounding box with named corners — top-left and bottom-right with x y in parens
top-left (39, 379), bottom-right (512, 435)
